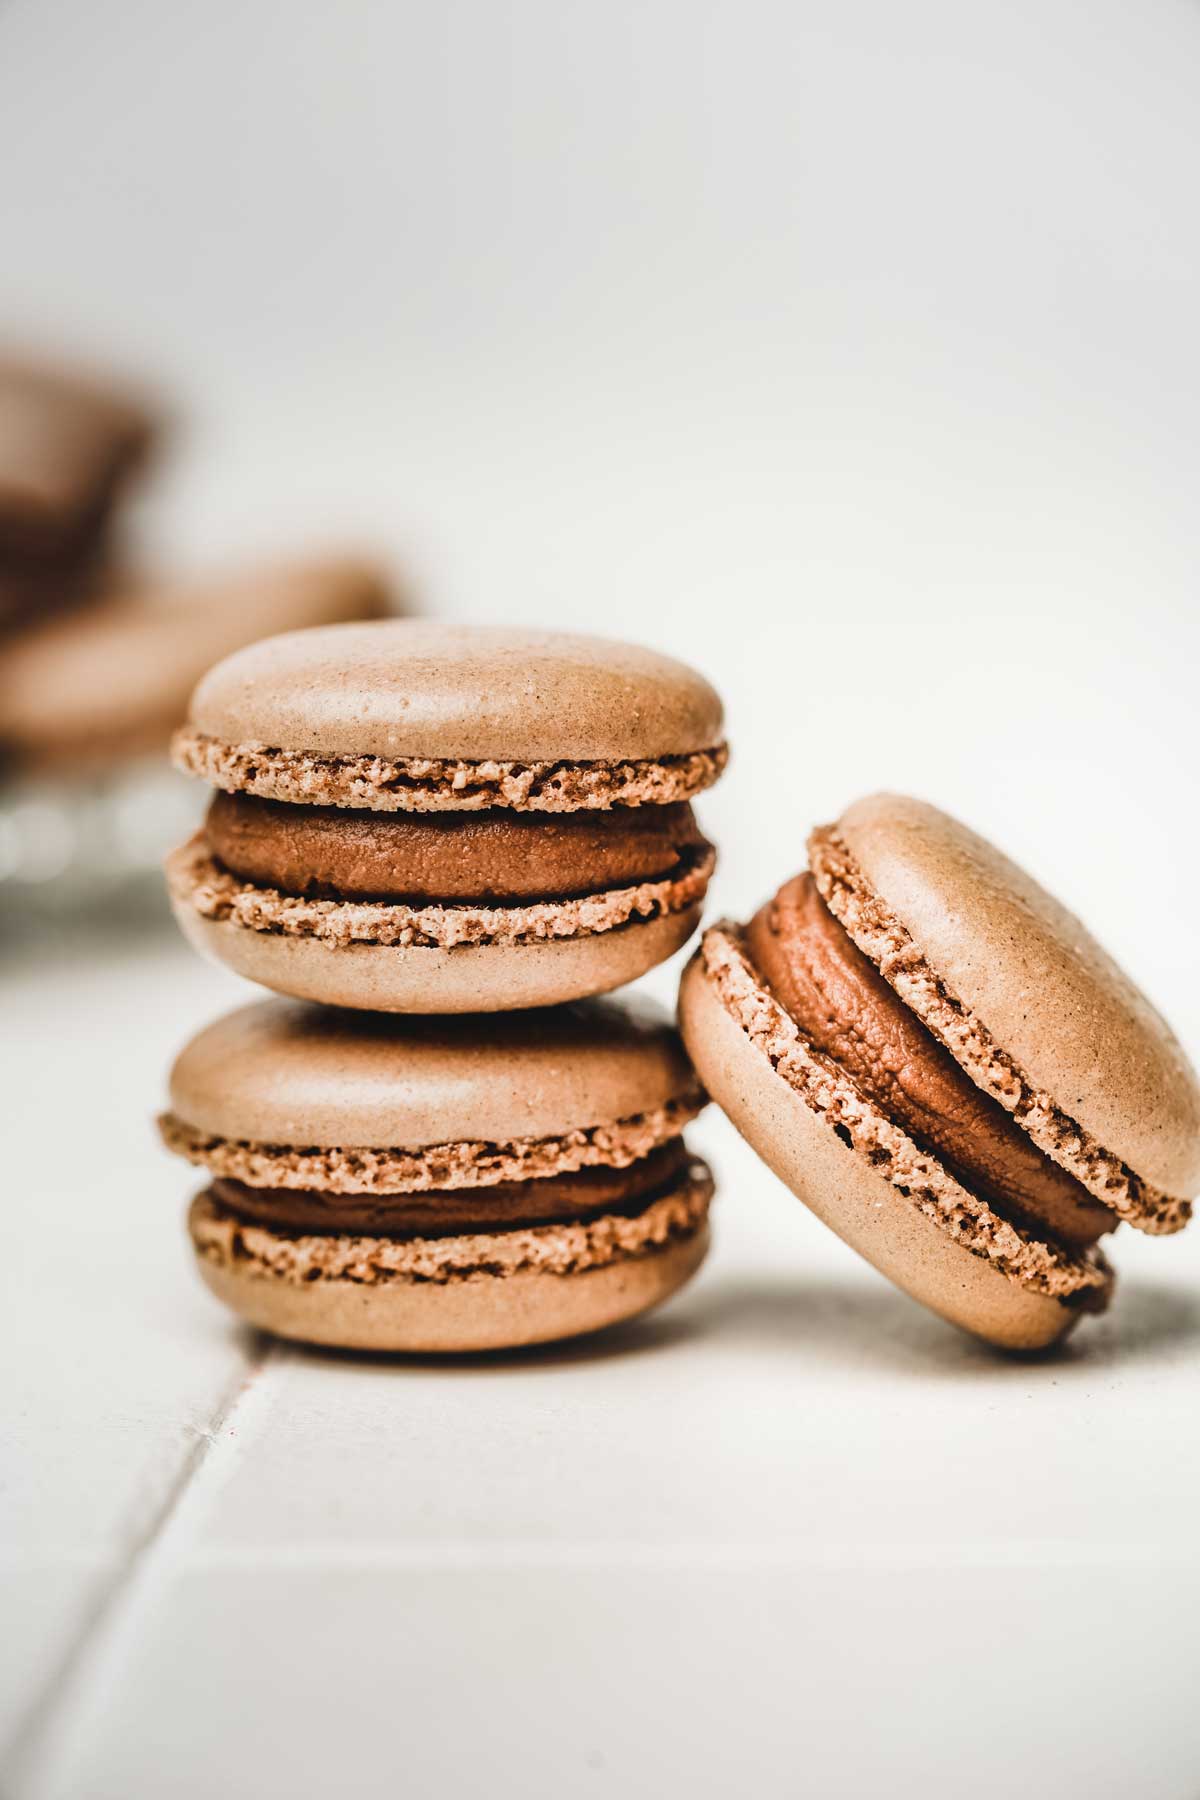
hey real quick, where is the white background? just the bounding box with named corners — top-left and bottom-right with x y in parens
top-left (2, 2), bottom-right (1199, 1795)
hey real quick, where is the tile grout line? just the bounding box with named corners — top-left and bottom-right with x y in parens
top-left (3, 1343), bottom-right (277, 1800)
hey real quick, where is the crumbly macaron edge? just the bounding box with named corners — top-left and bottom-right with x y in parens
top-left (166, 834), bottom-right (714, 949)
top-left (172, 728), bottom-right (729, 813)
top-left (699, 924), bottom-right (1111, 1305)
top-left (189, 1158), bottom-right (714, 1286)
top-left (808, 826), bottom-right (1189, 1236)
top-left (159, 1093), bottom-right (705, 1194)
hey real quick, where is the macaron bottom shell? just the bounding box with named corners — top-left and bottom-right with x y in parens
top-left (188, 1171), bottom-right (712, 1353)
top-left (170, 882), bottom-right (703, 1013)
top-left (680, 939), bottom-right (1109, 1352)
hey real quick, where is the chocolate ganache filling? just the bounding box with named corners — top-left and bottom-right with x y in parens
top-left (210, 1138), bottom-right (689, 1237)
top-left (744, 874), bottom-right (1115, 1246)
top-left (206, 790), bottom-right (709, 905)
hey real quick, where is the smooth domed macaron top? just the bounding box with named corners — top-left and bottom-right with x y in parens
top-left (186, 621), bottom-right (725, 764)
top-left (829, 793), bottom-right (1200, 1198)
top-left (168, 995), bottom-right (701, 1149)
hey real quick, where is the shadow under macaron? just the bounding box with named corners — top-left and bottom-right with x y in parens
top-left (675, 1272), bottom-right (1200, 1376)
top-left (222, 1271), bottom-right (1200, 1377)
top-left (231, 1300), bottom-right (705, 1374)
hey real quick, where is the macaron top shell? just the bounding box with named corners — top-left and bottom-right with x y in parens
top-left (186, 621), bottom-right (725, 765)
top-left (168, 995), bottom-right (700, 1149)
top-left (812, 793), bottom-right (1200, 1202)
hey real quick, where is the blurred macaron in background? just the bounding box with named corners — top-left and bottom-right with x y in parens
top-left (0, 348), bottom-right (410, 929)
top-left (0, 351), bottom-right (157, 631)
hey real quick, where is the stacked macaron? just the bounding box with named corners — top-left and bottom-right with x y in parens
top-left (162, 621), bottom-right (726, 1351)
top-left (167, 622), bottom-right (725, 1012)
top-left (681, 793), bottom-right (1200, 1349)
top-left (161, 999), bottom-right (712, 1353)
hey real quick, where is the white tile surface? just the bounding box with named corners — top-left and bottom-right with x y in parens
top-left (0, 937), bottom-right (259, 1781)
top-left (22, 1566), bottom-right (1200, 1800)
top-left (0, 1567), bottom-right (100, 1752)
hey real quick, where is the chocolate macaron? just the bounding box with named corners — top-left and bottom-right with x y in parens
top-left (161, 996), bottom-right (713, 1352)
top-left (168, 622), bottom-right (725, 1012)
top-left (0, 353), bottom-right (157, 628)
top-left (681, 793), bottom-right (1200, 1350)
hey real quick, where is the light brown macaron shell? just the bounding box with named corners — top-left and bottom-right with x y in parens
top-left (169, 622), bottom-right (726, 1012)
top-left (188, 1194), bottom-right (711, 1355)
top-left (161, 996), bottom-right (713, 1353)
top-left (175, 620), bottom-right (726, 794)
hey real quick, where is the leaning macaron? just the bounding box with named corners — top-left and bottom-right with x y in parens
top-left (168, 622), bottom-right (726, 1012)
top-left (680, 793), bottom-right (1200, 1351)
top-left (160, 995), bottom-right (713, 1352)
